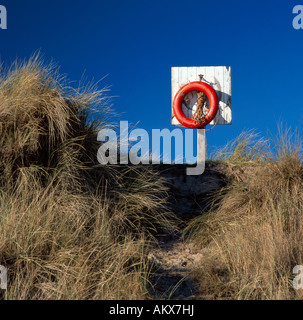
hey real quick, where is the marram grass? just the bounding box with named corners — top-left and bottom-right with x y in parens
top-left (0, 55), bottom-right (176, 300)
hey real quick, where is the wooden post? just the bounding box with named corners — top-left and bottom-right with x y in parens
top-left (186, 129), bottom-right (206, 175)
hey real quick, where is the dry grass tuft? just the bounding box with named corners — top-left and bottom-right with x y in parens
top-left (186, 129), bottom-right (303, 300)
top-left (0, 55), bottom-right (176, 300)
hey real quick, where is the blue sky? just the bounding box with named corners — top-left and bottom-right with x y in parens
top-left (0, 0), bottom-right (302, 160)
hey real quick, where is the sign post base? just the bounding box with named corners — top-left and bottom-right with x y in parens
top-left (186, 129), bottom-right (206, 176)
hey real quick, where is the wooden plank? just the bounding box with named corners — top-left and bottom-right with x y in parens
top-left (214, 66), bottom-right (223, 124)
top-left (225, 66), bottom-right (232, 124)
top-left (171, 67), bottom-right (180, 126)
top-left (208, 67), bottom-right (216, 125)
top-left (179, 68), bottom-right (189, 118)
top-left (185, 67), bottom-right (197, 119)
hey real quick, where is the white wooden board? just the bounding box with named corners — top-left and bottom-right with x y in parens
top-left (171, 66), bottom-right (232, 126)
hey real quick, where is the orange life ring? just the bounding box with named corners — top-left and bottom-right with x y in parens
top-left (172, 81), bottom-right (219, 129)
